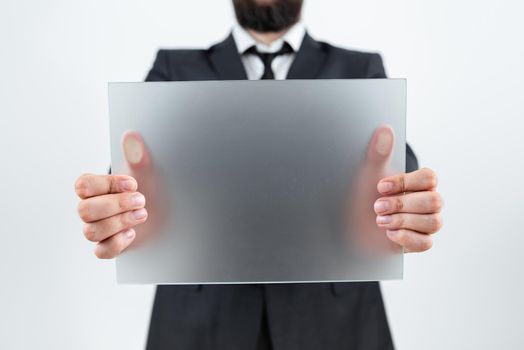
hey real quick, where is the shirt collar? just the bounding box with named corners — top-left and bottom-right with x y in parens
top-left (232, 21), bottom-right (306, 54)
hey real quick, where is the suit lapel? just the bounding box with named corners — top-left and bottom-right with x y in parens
top-left (208, 34), bottom-right (248, 80)
top-left (286, 33), bottom-right (328, 79)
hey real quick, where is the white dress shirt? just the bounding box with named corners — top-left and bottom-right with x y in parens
top-left (231, 22), bottom-right (306, 80)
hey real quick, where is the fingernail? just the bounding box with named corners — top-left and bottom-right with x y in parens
top-left (377, 181), bottom-right (393, 193)
top-left (374, 200), bottom-right (390, 213)
top-left (124, 137), bottom-right (143, 164)
top-left (132, 193), bottom-right (145, 206)
top-left (376, 131), bottom-right (393, 156)
top-left (121, 180), bottom-right (135, 191)
top-left (124, 229), bottom-right (135, 240)
top-left (132, 208), bottom-right (147, 220)
top-left (376, 215), bottom-right (392, 224)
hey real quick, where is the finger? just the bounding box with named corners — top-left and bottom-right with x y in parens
top-left (83, 208), bottom-right (148, 242)
top-left (365, 125), bottom-right (395, 166)
top-left (75, 174), bottom-right (138, 199)
top-left (77, 191), bottom-right (146, 223)
top-left (94, 228), bottom-right (136, 259)
top-left (386, 229), bottom-right (433, 253)
top-left (376, 213), bottom-right (442, 234)
top-left (122, 131), bottom-right (151, 170)
top-left (377, 168), bottom-right (438, 195)
top-left (374, 191), bottom-right (443, 215)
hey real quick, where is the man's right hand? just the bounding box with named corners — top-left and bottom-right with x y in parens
top-left (75, 131), bottom-right (152, 259)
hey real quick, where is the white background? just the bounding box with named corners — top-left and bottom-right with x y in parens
top-left (1, 0), bottom-right (523, 349)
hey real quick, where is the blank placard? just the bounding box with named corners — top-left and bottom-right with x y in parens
top-left (108, 79), bottom-right (406, 284)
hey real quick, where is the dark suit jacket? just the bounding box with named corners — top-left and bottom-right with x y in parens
top-left (144, 33), bottom-right (418, 350)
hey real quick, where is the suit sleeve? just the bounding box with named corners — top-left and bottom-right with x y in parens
top-left (366, 53), bottom-right (419, 172)
top-left (406, 144), bottom-right (419, 172)
top-left (365, 53), bottom-right (387, 79)
top-left (145, 50), bottom-right (171, 82)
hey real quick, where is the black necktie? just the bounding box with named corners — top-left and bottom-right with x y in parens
top-left (244, 42), bottom-right (294, 80)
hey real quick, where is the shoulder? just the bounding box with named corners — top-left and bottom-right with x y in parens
top-left (312, 37), bottom-right (386, 78)
top-left (152, 48), bottom-right (210, 71)
top-left (145, 47), bottom-right (216, 81)
top-left (154, 48), bottom-right (209, 64)
top-left (320, 40), bottom-right (382, 61)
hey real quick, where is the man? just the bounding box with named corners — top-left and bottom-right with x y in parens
top-left (75, 0), bottom-right (443, 349)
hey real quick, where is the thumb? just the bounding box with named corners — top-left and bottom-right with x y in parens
top-left (121, 131), bottom-right (151, 171)
top-left (120, 130), bottom-right (166, 247)
top-left (365, 125), bottom-right (395, 167)
top-left (345, 124), bottom-right (398, 254)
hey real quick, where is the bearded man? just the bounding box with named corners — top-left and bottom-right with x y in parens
top-left (74, 1), bottom-right (443, 349)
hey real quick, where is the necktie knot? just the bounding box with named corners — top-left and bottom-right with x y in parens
top-left (244, 42), bottom-right (294, 79)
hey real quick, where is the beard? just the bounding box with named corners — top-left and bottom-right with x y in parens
top-left (233, 0), bottom-right (303, 32)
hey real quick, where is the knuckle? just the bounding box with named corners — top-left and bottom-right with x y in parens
top-left (108, 175), bottom-right (119, 193)
top-left (394, 197), bottom-right (404, 212)
top-left (120, 212), bottom-right (133, 229)
top-left (395, 229), bottom-right (407, 245)
top-left (117, 194), bottom-right (130, 211)
top-left (394, 214), bottom-right (405, 228)
top-left (77, 201), bottom-right (91, 222)
top-left (397, 174), bottom-right (406, 192)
